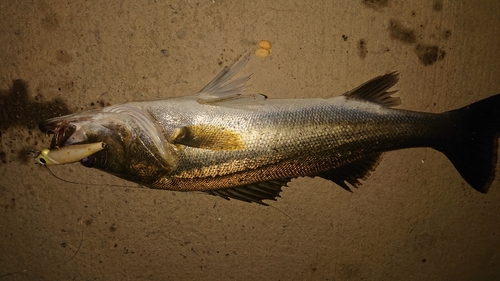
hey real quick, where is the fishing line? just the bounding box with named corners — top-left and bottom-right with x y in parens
top-left (40, 164), bottom-right (135, 188)
top-left (29, 144), bottom-right (129, 187)
top-left (33, 154), bottom-right (325, 264)
top-left (0, 216), bottom-right (87, 279)
top-left (58, 219), bottom-right (84, 266)
top-left (268, 204), bottom-right (323, 254)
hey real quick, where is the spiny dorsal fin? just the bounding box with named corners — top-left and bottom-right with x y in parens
top-left (168, 125), bottom-right (246, 151)
top-left (318, 154), bottom-right (382, 192)
top-left (204, 179), bottom-right (291, 205)
top-left (197, 53), bottom-right (251, 102)
top-left (196, 53), bottom-right (269, 108)
top-left (343, 72), bottom-right (401, 107)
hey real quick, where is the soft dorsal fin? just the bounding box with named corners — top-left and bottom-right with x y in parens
top-left (318, 154), bottom-right (382, 192)
top-left (343, 72), bottom-right (401, 107)
top-left (168, 125), bottom-right (246, 151)
top-left (204, 179), bottom-right (291, 205)
top-left (197, 53), bottom-right (251, 102)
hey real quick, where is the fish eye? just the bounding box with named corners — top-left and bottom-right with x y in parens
top-left (80, 156), bottom-right (95, 168)
top-left (38, 158), bottom-right (47, 165)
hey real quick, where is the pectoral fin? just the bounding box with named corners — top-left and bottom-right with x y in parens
top-left (205, 179), bottom-right (291, 205)
top-left (319, 155), bottom-right (382, 191)
top-left (168, 125), bottom-right (246, 151)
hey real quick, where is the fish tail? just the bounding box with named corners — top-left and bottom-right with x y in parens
top-left (437, 94), bottom-right (500, 193)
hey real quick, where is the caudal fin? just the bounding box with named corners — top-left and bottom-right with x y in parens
top-left (437, 94), bottom-right (500, 193)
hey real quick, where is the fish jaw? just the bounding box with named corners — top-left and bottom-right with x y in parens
top-left (39, 110), bottom-right (104, 148)
top-left (39, 115), bottom-right (77, 149)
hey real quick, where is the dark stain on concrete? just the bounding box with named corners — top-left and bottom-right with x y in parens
top-left (442, 29), bottom-right (452, 39)
top-left (160, 49), bottom-right (170, 57)
top-left (16, 147), bottom-right (34, 163)
top-left (90, 100), bottom-right (111, 108)
top-left (358, 39), bottom-right (367, 59)
top-left (433, 0), bottom-right (443, 11)
top-left (0, 79), bottom-right (74, 164)
top-left (387, 18), bottom-right (449, 66)
top-left (0, 151), bottom-right (6, 164)
top-left (362, 0), bottom-right (388, 9)
top-left (0, 79), bottom-right (73, 132)
top-left (0, 197), bottom-right (16, 211)
top-left (389, 19), bottom-right (416, 44)
top-left (41, 12), bottom-right (60, 31)
top-left (414, 44), bottom-right (446, 66)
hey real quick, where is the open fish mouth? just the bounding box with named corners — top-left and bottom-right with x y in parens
top-left (39, 119), bottom-right (76, 149)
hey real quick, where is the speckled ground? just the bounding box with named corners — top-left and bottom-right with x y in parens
top-left (1, 1), bottom-right (499, 280)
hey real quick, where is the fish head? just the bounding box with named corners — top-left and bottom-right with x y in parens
top-left (39, 104), bottom-right (177, 186)
top-left (39, 105), bottom-right (177, 185)
top-left (38, 109), bottom-right (134, 174)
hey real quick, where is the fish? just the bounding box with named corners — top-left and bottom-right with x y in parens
top-left (38, 54), bottom-right (500, 205)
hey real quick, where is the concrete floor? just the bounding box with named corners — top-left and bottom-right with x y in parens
top-left (1, 1), bottom-right (499, 280)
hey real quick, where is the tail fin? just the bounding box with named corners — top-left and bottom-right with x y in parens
top-left (437, 94), bottom-right (500, 193)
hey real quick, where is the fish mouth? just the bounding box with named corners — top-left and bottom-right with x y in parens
top-left (39, 119), bottom-right (77, 149)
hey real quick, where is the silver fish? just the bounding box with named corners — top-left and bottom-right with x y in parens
top-left (39, 55), bottom-right (500, 204)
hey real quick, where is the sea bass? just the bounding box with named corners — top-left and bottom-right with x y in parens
top-left (38, 55), bottom-right (500, 204)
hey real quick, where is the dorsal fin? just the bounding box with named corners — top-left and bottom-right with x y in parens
top-left (197, 53), bottom-right (251, 102)
top-left (343, 72), bottom-right (401, 107)
top-left (204, 179), bottom-right (291, 205)
top-left (195, 53), bottom-right (270, 109)
top-left (318, 154), bottom-right (382, 191)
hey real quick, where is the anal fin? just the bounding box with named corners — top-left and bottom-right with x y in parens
top-left (319, 154), bottom-right (382, 192)
top-left (204, 179), bottom-right (291, 205)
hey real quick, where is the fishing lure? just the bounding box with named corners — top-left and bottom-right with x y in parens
top-left (37, 142), bottom-right (107, 165)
